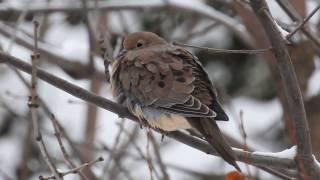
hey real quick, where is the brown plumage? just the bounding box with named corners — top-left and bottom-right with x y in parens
top-left (110, 31), bottom-right (241, 171)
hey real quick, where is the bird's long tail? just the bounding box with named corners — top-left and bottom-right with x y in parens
top-left (188, 118), bottom-right (241, 172)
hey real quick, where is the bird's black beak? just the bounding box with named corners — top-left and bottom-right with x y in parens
top-left (117, 48), bottom-right (127, 59)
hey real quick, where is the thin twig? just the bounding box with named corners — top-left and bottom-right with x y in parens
top-left (5, 0), bottom-right (32, 53)
top-left (29, 20), bottom-right (62, 180)
top-left (102, 119), bottom-right (126, 177)
top-left (11, 67), bottom-right (94, 179)
top-left (120, 127), bottom-right (161, 180)
top-left (81, 0), bottom-right (100, 167)
top-left (173, 42), bottom-right (272, 54)
top-left (276, 0), bottom-right (320, 49)
top-left (148, 131), bottom-right (170, 180)
top-left (50, 114), bottom-right (90, 180)
top-left (146, 130), bottom-right (155, 180)
top-left (238, 111), bottom-right (252, 179)
top-left (4, 90), bottom-right (27, 99)
top-left (104, 124), bottom-right (137, 180)
top-left (249, 0), bottom-right (320, 179)
top-left (286, 6), bottom-right (320, 40)
top-left (182, 22), bottom-right (220, 43)
top-left (16, 67), bottom-right (92, 179)
top-left (39, 157), bottom-right (104, 180)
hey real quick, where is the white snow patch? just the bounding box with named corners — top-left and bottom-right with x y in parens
top-left (267, 1), bottom-right (291, 23)
top-left (253, 146), bottom-right (297, 159)
top-left (44, 23), bottom-right (89, 63)
top-left (220, 97), bottom-right (283, 151)
top-left (0, 137), bottom-right (22, 178)
top-left (313, 155), bottom-right (320, 169)
top-left (273, 19), bottom-right (289, 38)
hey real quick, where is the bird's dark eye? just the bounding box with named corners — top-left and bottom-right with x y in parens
top-left (136, 42), bottom-right (143, 47)
top-left (136, 40), bottom-right (145, 48)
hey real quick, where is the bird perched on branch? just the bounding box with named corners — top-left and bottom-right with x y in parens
top-left (110, 31), bottom-right (241, 171)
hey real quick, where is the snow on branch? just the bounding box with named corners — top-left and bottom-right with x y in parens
top-left (273, 19), bottom-right (289, 38)
top-left (253, 146), bottom-right (297, 159)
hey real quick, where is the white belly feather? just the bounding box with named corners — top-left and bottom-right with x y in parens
top-left (148, 113), bottom-right (191, 131)
top-left (138, 106), bottom-right (192, 131)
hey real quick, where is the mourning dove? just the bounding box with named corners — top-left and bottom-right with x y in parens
top-left (110, 32), bottom-right (241, 171)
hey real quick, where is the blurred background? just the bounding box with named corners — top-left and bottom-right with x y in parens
top-left (0, 0), bottom-right (319, 179)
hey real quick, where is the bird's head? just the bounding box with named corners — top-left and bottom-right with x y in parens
top-left (122, 32), bottom-right (167, 50)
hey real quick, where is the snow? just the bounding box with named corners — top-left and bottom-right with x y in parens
top-left (273, 19), bottom-right (290, 38)
top-left (267, 1), bottom-right (291, 23)
top-left (253, 146), bottom-right (297, 159)
top-left (0, 136), bottom-right (22, 177)
top-left (44, 19), bottom-right (89, 63)
top-left (313, 155), bottom-right (320, 169)
top-left (220, 97), bottom-right (283, 151)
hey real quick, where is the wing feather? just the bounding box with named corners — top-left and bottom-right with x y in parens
top-left (115, 45), bottom-right (218, 118)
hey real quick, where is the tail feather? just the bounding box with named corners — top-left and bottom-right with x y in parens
top-left (188, 118), bottom-right (241, 172)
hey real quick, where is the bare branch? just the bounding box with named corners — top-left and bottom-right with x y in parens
top-left (11, 68), bottom-right (96, 179)
top-left (101, 119), bottom-right (126, 177)
top-left (249, 0), bottom-right (320, 179)
top-left (146, 130), bottom-right (155, 180)
top-left (148, 131), bottom-right (170, 180)
top-left (103, 124), bottom-right (137, 180)
top-left (286, 6), bottom-right (320, 40)
top-left (0, 22), bottom-right (105, 80)
top-left (238, 111), bottom-right (252, 178)
top-left (39, 157), bottom-right (104, 180)
top-left (120, 126), bottom-right (161, 180)
top-left (28, 21), bottom-right (62, 180)
top-left (0, 0), bottom-right (254, 46)
top-left (276, 0), bottom-right (320, 49)
top-left (50, 114), bottom-right (90, 180)
top-left (173, 42), bottom-right (273, 54)
top-left (82, 0), bottom-right (102, 168)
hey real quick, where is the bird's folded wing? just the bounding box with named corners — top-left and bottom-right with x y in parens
top-left (117, 46), bottom-right (216, 118)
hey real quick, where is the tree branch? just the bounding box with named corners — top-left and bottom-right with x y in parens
top-left (249, 0), bottom-right (320, 179)
top-left (0, 51), bottom-right (297, 172)
top-left (39, 157), bottom-right (104, 180)
top-left (28, 21), bottom-right (62, 180)
top-left (276, 0), bottom-right (320, 50)
top-left (173, 42), bottom-right (273, 54)
top-left (0, 0), bottom-right (253, 47)
top-left (0, 22), bottom-right (106, 80)
top-left (286, 6), bottom-right (320, 40)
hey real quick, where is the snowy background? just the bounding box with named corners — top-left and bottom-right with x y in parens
top-left (0, 0), bottom-right (320, 179)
